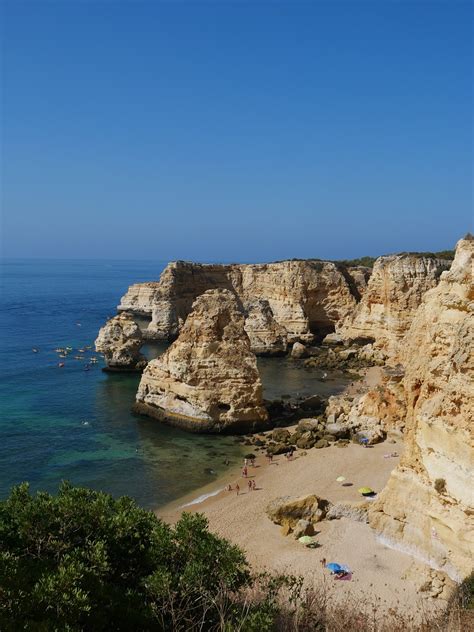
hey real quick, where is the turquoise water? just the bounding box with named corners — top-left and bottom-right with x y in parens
top-left (0, 260), bottom-right (349, 509)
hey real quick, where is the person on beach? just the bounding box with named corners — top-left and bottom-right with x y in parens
top-left (244, 458), bottom-right (248, 467)
top-left (236, 484), bottom-right (240, 496)
top-left (252, 480), bottom-right (256, 491)
top-left (320, 558), bottom-right (326, 568)
top-left (227, 484), bottom-right (232, 492)
top-left (242, 466), bottom-right (248, 477)
top-left (248, 480), bottom-right (252, 492)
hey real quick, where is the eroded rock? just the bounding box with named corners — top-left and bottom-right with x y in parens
top-left (118, 259), bottom-right (368, 346)
top-left (336, 254), bottom-right (451, 359)
top-left (244, 299), bottom-right (288, 355)
top-left (368, 237), bottom-right (474, 581)
top-left (134, 289), bottom-right (268, 433)
top-left (266, 494), bottom-right (330, 532)
top-left (95, 312), bottom-right (147, 371)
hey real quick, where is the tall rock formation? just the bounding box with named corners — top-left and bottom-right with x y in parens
top-left (244, 299), bottom-right (288, 356)
top-left (95, 312), bottom-right (147, 371)
top-left (134, 289), bottom-right (269, 433)
top-left (368, 237), bottom-right (474, 581)
top-left (337, 255), bottom-right (451, 359)
top-left (118, 260), bottom-right (369, 348)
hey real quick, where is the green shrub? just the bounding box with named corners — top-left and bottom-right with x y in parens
top-left (0, 482), bottom-right (250, 631)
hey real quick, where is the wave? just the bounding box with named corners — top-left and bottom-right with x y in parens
top-left (179, 488), bottom-right (223, 508)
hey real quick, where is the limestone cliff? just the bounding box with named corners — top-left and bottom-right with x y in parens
top-left (244, 299), bottom-right (288, 356)
top-left (134, 289), bottom-right (269, 433)
top-left (368, 237), bottom-right (474, 581)
top-left (118, 260), bottom-right (369, 349)
top-left (118, 282), bottom-right (161, 316)
top-left (95, 312), bottom-right (147, 371)
top-left (337, 255), bottom-right (451, 359)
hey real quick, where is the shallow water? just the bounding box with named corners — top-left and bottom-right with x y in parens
top-left (0, 259), bottom-right (349, 509)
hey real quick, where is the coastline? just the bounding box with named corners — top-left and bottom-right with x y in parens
top-left (155, 367), bottom-right (445, 620)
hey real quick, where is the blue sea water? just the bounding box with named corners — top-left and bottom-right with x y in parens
top-left (0, 259), bottom-right (349, 509)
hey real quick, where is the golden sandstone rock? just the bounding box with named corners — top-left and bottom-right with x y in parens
top-left (95, 312), bottom-right (146, 371)
top-left (368, 237), bottom-right (474, 581)
top-left (134, 289), bottom-right (268, 433)
top-left (118, 260), bottom-right (369, 349)
top-left (337, 254), bottom-right (451, 359)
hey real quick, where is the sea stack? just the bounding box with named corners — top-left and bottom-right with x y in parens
top-left (134, 289), bottom-right (269, 433)
top-left (95, 312), bottom-right (147, 372)
top-left (368, 236), bottom-right (474, 581)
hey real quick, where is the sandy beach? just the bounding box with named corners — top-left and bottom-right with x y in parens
top-left (157, 370), bottom-right (443, 620)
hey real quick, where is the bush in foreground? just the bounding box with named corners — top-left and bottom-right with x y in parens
top-left (0, 482), bottom-right (251, 630)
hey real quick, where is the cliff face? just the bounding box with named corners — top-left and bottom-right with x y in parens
top-left (337, 255), bottom-right (451, 359)
top-left (119, 260), bottom-right (369, 348)
top-left (243, 299), bottom-right (288, 356)
top-left (368, 238), bottom-right (474, 580)
top-left (134, 289), bottom-right (269, 433)
top-left (119, 282), bottom-right (161, 316)
top-left (95, 312), bottom-right (147, 371)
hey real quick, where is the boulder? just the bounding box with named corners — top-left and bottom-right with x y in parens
top-left (355, 428), bottom-right (385, 445)
top-left (272, 428), bottom-right (291, 443)
top-left (291, 342), bottom-right (308, 359)
top-left (267, 442), bottom-right (292, 456)
top-left (266, 494), bottom-right (329, 529)
top-left (134, 289), bottom-right (268, 433)
top-left (314, 439), bottom-right (330, 449)
top-left (292, 519), bottom-right (315, 539)
top-left (325, 423), bottom-right (350, 439)
top-left (322, 332), bottom-right (344, 346)
top-left (297, 418), bottom-right (322, 433)
top-left (296, 432), bottom-right (316, 450)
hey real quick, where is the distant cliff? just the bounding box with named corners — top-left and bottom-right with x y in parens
top-left (118, 260), bottom-right (370, 351)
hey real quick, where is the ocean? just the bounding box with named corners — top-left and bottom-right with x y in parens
top-left (0, 259), bottom-right (349, 509)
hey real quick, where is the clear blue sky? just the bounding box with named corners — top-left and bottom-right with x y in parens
top-left (2, 1), bottom-right (472, 262)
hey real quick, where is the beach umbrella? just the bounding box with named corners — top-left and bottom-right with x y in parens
top-left (358, 487), bottom-right (374, 495)
top-left (326, 563), bottom-right (342, 573)
top-left (336, 476), bottom-right (345, 483)
top-left (298, 536), bottom-right (313, 545)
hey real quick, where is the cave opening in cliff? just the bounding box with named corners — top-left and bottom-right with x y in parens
top-left (309, 321), bottom-right (335, 344)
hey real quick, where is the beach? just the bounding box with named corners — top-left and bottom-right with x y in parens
top-left (157, 371), bottom-right (443, 620)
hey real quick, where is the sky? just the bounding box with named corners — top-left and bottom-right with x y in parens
top-left (1, 1), bottom-right (472, 262)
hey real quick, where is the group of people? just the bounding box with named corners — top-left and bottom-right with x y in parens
top-left (227, 456), bottom-right (260, 495)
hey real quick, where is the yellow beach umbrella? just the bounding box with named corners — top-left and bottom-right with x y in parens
top-left (336, 476), bottom-right (345, 483)
top-left (358, 487), bottom-right (374, 495)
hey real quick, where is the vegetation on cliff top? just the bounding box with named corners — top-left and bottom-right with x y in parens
top-left (277, 249), bottom-right (455, 268)
top-left (0, 483), bottom-right (471, 631)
